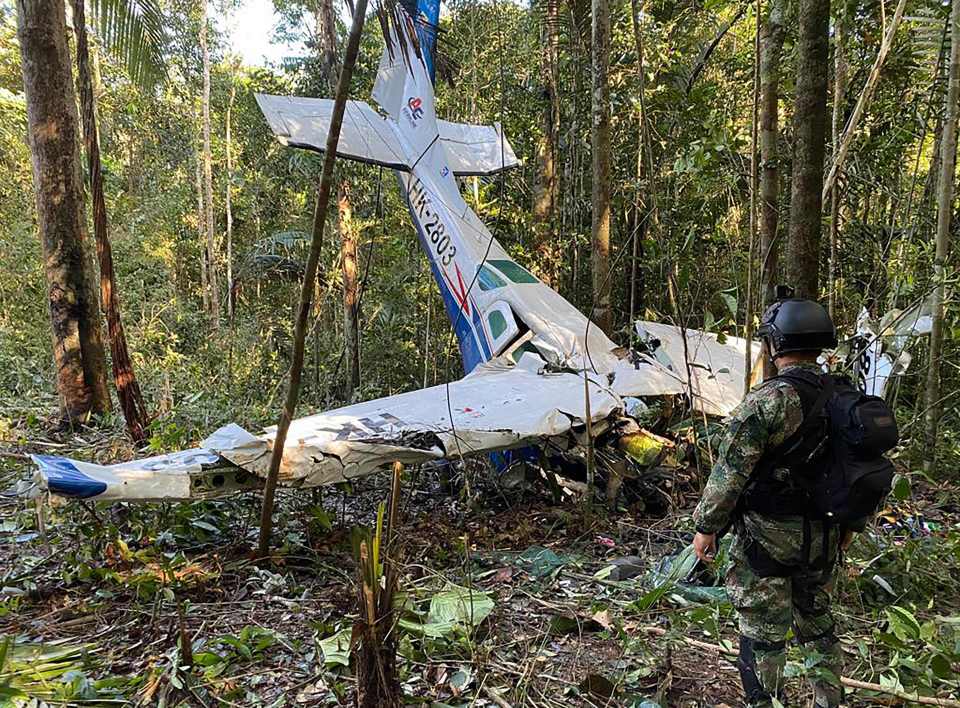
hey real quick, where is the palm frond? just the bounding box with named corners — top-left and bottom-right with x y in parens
top-left (89, 0), bottom-right (167, 89)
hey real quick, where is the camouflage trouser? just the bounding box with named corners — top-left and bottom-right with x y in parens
top-left (725, 516), bottom-right (843, 708)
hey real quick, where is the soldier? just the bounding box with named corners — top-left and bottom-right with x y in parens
top-left (691, 298), bottom-right (862, 708)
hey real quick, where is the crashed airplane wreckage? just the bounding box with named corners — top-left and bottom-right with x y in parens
top-left (29, 0), bottom-right (918, 503)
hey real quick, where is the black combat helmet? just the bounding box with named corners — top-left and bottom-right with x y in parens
top-left (757, 298), bottom-right (837, 358)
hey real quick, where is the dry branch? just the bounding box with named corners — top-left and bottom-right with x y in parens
top-left (821, 0), bottom-right (908, 202)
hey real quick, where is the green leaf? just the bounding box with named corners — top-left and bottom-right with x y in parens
top-left (398, 586), bottom-right (494, 638)
top-left (719, 292), bottom-right (737, 318)
top-left (89, 0), bottom-right (167, 89)
top-left (191, 520), bottom-right (220, 533)
top-left (892, 474), bottom-right (911, 500)
top-left (930, 653), bottom-right (953, 679)
top-left (886, 606), bottom-right (921, 642)
top-left (319, 628), bottom-right (352, 668)
top-left (517, 546), bottom-right (569, 578)
top-left (634, 544), bottom-right (699, 611)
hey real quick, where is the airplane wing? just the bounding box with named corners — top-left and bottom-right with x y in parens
top-left (31, 357), bottom-right (621, 501)
top-left (255, 94), bottom-right (519, 176)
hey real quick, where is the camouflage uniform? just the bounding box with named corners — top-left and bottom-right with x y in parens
top-left (693, 362), bottom-right (844, 708)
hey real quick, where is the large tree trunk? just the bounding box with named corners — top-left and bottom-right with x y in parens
top-left (200, 0), bottom-right (220, 328)
top-left (591, 0), bottom-right (612, 335)
top-left (759, 0), bottom-right (785, 309)
top-left (786, 0), bottom-right (830, 299)
top-left (73, 0), bottom-right (149, 443)
top-left (17, 0), bottom-right (111, 423)
top-left (532, 0), bottom-right (560, 286)
top-left (924, 0), bottom-right (960, 473)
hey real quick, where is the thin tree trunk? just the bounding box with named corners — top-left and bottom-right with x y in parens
top-left (827, 11), bottom-right (848, 318)
top-left (316, 0), bottom-right (338, 82)
top-left (533, 0), bottom-right (559, 286)
top-left (591, 0), bottom-right (612, 335)
top-left (200, 0), bottom-right (219, 328)
top-left (759, 0), bottom-right (785, 379)
top-left (744, 0), bottom-right (760, 392)
top-left (923, 0), bottom-right (960, 473)
top-left (786, 0), bottom-right (830, 299)
top-left (257, 0), bottom-right (368, 558)
top-left (630, 0), bottom-right (660, 317)
top-left (316, 0), bottom-right (359, 399)
top-left (195, 143), bottom-right (209, 312)
top-left (340, 180), bottom-right (360, 399)
top-left (759, 0), bottom-right (785, 310)
top-left (73, 0), bottom-right (149, 443)
top-left (822, 0), bottom-right (908, 203)
top-left (17, 0), bottom-right (111, 423)
top-left (226, 76), bottom-right (236, 322)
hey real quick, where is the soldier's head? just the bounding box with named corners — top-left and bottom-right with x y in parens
top-left (757, 295), bottom-right (837, 369)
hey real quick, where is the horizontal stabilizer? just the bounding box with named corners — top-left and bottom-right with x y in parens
top-left (437, 119), bottom-right (519, 176)
top-left (255, 93), bottom-right (519, 176)
top-left (256, 94), bottom-right (408, 170)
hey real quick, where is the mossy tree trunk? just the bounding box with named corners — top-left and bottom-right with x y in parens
top-left (786, 0), bottom-right (830, 299)
top-left (17, 0), bottom-right (111, 423)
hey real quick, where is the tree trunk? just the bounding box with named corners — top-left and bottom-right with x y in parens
top-left (533, 0), bottom-right (559, 286)
top-left (744, 0), bottom-right (760, 392)
top-left (786, 0), bottom-right (830, 299)
top-left (73, 0), bottom-right (149, 443)
top-left (200, 0), bottom-right (219, 328)
top-left (195, 141), bottom-right (209, 312)
top-left (759, 0), bottom-right (785, 310)
top-left (340, 180), bottom-right (360, 399)
top-left (827, 11), bottom-right (848, 318)
top-left (591, 0), bottom-right (612, 335)
top-left (17, 0), bottom-right (111, 423)
top-left (630, 0), bottom-right (659, 326)
top-left (759, 0), bottom-right (785, 379)
top-left (924, 0), bottom-right (960, 473)
top-left (226, 76), bottom-right (236, 322)
top-left (257, 0), bottom-right (368, 558)
top-left (316, 0), bottom-right (338, 83)
top-left (315, 0), bottom-right (360, 399)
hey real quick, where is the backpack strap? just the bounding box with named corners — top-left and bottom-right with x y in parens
top-left (762, 370), bottom-right (835, 463)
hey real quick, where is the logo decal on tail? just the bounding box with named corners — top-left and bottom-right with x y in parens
top-left (404, 96), bottom-right (424, 127)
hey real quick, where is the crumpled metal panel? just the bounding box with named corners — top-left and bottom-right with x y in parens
top-left (634, 321), bottom-right (762, 417)
top-left (208, 359), bottom-right (620, 486)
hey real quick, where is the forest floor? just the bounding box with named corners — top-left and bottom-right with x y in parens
top-left (2, 419), bottom-right (960, 707)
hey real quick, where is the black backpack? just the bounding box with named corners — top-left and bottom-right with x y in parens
top-left (746, 368), bottom-right (900, 527)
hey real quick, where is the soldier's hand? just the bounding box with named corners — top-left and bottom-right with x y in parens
top-left (693, 532), bottom-right (717, 562)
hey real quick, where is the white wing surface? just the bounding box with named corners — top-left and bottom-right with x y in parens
top-left (255, 94), bottom-right (520, 176)
top-left (32, 359), bottom-right (619, 500)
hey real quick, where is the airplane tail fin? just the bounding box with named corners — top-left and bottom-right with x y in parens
top-left (372, 4), bottom-right (440, 161)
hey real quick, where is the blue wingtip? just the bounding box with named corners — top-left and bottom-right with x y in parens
top-left (32, 455), bottom-right (108, 499)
